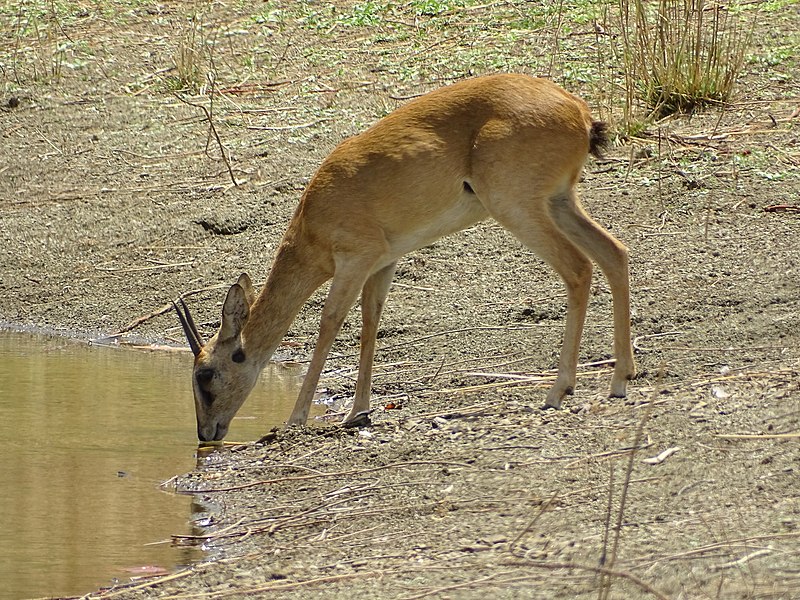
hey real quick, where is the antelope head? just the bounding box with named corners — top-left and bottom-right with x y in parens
top-left (174, 274), bottom-right (259, 442)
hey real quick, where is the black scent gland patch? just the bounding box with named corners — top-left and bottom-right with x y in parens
top-left (232, 349), bottom-right (246, 363)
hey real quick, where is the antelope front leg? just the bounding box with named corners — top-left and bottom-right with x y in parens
top-left (286, 265), bottom-right (372, 427)
top-left (344, 262), bottom-right (397, 425)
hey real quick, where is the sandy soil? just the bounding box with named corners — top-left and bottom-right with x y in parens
top-left (2, 1), bottom-right (799, 598)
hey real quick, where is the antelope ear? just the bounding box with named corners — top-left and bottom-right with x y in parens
top-left (236, 273), bottom-right (256, 306)
top-left (219, 282), bottom-right (250, 342)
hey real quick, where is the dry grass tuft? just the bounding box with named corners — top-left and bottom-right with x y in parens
top-left (616, 0), bottom-right (753, 122)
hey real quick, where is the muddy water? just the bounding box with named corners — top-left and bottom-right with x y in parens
top-left (0, 331), bottom-right (301, 600)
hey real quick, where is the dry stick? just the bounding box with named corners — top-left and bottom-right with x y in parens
top-left (254, 492), bottom-right (377, 536)
top-left (158, 570), bottom-right (394, 599)
top-left (714, 432), bottom-right (800, 440)
top-left (463, 370), bottom-right (555, 380)
top-left (691, 367), bottom-right (798, 388)
top-left (191, 494), bottom-right (494, 545)
top-left (416, 350), bottom-right (560, 383)
top-left (113, 303), bottom-right (176, 336)
top-left (764, 204), bottom-right (800, 213)
top-left (563, 442), bottom-right (653, 469)
top-left (422, 366), bottom-right (611, 396)
top-left (401, 399), bottom-right (499, 422)
top-left (632, 330), bottom-right (684, 351)
top-left (426, 354), bottom-right (447, 384)
top-left (400, 571), bottom-right (530, 600)
top-left (551, 478), bottom-right (660, 501)
top-left (599, 462), bottom-right (616, 573)
top-left (217, 569), bottom-right (407, 596)
top-left (395, 35), bottom-right (459, 68)
top-left (296, 325), bottom-right (544, 365)
top-left (314, 523), bottom-right (385, 546)
top-left (246, 118), bottom-right (329, 131)
top-left (94, 261), bottom-right (194, 273)
top-left (632, 532), bottom-right (800, 567)
top-left (674, 127), bottom-right (795, 142)
top-left (171, 517), bottom-right (247, 543)
top-left (92, 538), bottom-right (650, 598)
top-left (509, 492), bottom-right (559, 553)
top-left (319, 552), bottom-right (409, 571)
top-left (377, 325), bottom-right (540, 353)
top-left (173, 87), bottom-right (238, 187)
top-left (600, 375), bottom-right (658, 600)
top-left (521, 560), bottom-right (671, 600)
top-left (89, 568), bottom-right (194, 599)
top-left (515, 444), bottom-right (653, 467)
top-left (112, 283), bottom-right (230, 335)
top-left (710, 548), bottom-right (772, 571)
top-left (395, 351), bottom-right (524, 384)
top-left (427, 377), bottom-right (552, 395)
top-left (182, 460), bottom-right (478, 494)
top-left (664, 344), bottom-right (790, 353)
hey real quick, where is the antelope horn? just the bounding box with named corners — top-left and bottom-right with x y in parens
top-left (173, 297), bottom-right (204, 356)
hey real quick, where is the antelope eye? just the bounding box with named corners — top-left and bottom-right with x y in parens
top-left (232, 349), bottom-right (246, 363)
top-left (196, 368), bottom-right (215, 387)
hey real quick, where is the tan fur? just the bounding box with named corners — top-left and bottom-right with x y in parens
top-left (178, 74), bottom-right (636, 442)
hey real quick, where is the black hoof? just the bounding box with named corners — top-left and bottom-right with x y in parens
top-left (343, 410), bottom-right (372, 428)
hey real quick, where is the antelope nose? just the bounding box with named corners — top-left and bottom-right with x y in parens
top-left (197, 423), bottom-right (216, 442)
top-left (198, 422), bottom-right (228, 442)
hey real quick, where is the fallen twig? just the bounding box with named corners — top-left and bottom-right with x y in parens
top-left (633, 331), bottom-right (684, 352)
top-left (181, 460), bottom-right (479, 494)
top-left (399, 571), bottom-right (539, 600)
top-left (88, 568), bottom-right (194, 598)
top-left (671, 120), bottom-right (796, 142)
top-left (94, 261), bottom-right (194, 273)
top-left (217, 79), bottom-right (294, 95)
top-left (642, 447), bottom-right (680, 465)
top-left (710, 548), bottom-right (772, 571)
top-left (714, 432), bottom-right (800, 440)
top-left (159, 570), bottom-right (395, 598)
top-left (508, 559), bottom-right (671, 600)
top-left (401, 399), bottom-right (498, 422)
top-left (246, 118), bottom-right (329, 131)
top-left (600, 375), bottom-right (658, 600)
top-left (509, 492), bottom-right (558, 552)
top-left (764, 204), bottom-right (800, 213)
top-left (563, 441), bottom-right (653, 469)
top-left (171, 517), bottom-right (247, 543)
top-left (173, 81), bottom-right (239, 187)
top-left (691, 366), bottom-right (797, 388)
top-left (113, 303), bottom-right (175, 335)
top-left (112, 283), bottom-right (230, 335)
top-left (424, 365), bottom-right (614, 396)
top-left (630, 532), bottom-right (800, 567)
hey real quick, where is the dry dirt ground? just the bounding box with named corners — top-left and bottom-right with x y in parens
top-left (1, 1), bottom-right (799, 599)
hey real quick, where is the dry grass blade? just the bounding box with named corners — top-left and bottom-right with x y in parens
top-left (400, 572), bottom-right (540, 600)
top-left (173, 84), bottom-right (239, 187)
top-left (599, 369), bottom-right (659, 599)
top-left (517, 560), bottom-right (671, 600)
top-left (181, 460), bottom-right (479, 494)
top-left (714, 432), bottom-right (800, 440)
